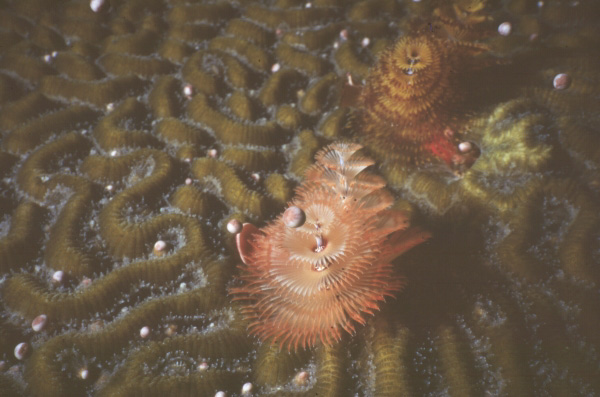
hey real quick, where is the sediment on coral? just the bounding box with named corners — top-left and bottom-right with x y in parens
top-left (191, 157), bottom-right (270, 218)
top-left (39, 75), bottom-right (148, 107)
top-left (5, 106), bottom-right (99, 154)
top-left (0, 92), bottom-right (61, 131)
top-left (93, 97), bottom-right (162, 150)
top-left (0, 202), bottom-right (45, 274)
top-left (188, 93), bottom-right (289, 147)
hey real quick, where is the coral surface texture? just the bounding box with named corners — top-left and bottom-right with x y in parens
top-left (0, 0), bottom-right (599, 396)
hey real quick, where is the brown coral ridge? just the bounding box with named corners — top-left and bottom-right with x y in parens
top-left (230, 143), bottom-right (430, 351)
top-left (354, 29), bottom-right (496, 168)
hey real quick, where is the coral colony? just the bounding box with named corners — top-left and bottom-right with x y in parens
top-left (230, 143), bottom-right (430, 350)
top-left (0, 0), bottom-right (599, 395)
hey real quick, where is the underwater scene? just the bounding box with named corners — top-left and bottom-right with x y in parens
top-left (0, 0), bottom-right (599, 395)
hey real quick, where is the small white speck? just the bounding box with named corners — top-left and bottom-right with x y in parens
top-left (498, 22), bottom-right (512, 36)
top-left (271, 63), bottom-right (281, 73)
top-left (227, 219), bottom-right (242, 234)
top-left (458, 142), bottom-right (472, 153)
top-left (346, 73), bottom-right (354, 86)
top-left (32, 315), bottom-right (48, 332)
top-left (140, 326), bottom-right (150, 338)
top-left (553, 73), bottom-right (571, 90)
top-left (241, 382), bottom-right (253, 394)
top-left (154, 240), bottom-right (167, 253)
top-left (183, 84), bottom-right (193, 98)
top-left (198, 362), bottom-right (209, 371)
top-left (14, 343), bottom-right (28, 360)
top-left (52, 270), bottom-right (64, 283)
top-left (361, 37), bottom-right (370, 47)
top-left (90, 0), bottom-right (106, 12)
top-left (78, 368), bottom-right (89, 380)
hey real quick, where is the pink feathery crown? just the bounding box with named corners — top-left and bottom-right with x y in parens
top-left (230, 142), bottom-right (430, 351)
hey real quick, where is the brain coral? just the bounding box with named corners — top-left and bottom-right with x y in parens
top-left (0, 0), bottom-right (599, 396)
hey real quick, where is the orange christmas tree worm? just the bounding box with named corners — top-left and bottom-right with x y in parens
top-left (230, 142), bottom-right (430, 350)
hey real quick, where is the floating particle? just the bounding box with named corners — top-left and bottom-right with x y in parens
top-left (553, 73), bottom-right (571, 90)
top-left (282, 206), bottom-right (306, 228)
top-left (227, 219), bottom-right (243, 234)
top-left (90, 0), bottom-right (109, 13)
top-left (241, 382), bottom-right (253, 394)
top-left (498, 22), bottom-right (512, 36)
top-left (294, 371), bottom-right (309, 386)
top-left (78, 367), bottom-right (89, 380)
top-left (52, 270), bottom-right (64, 283)
top-left (183, 84), bottom-right (193, 99)
top-left (153, 240), bottom-right (168, 256)
top-left (14, 343), bottom-right (29, 360)
top-left (198, 362), bottom-right (209, 371)
top-left (140, 326), bottom-right (150, 338)
top-left (458, 141), bottom-right (473, 153)
top-left (32, 314), bottom-right (48, 332)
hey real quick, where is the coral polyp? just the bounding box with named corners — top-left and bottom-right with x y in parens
top-left (356, 33), bottom-right (491, 166)
top-left (230, 143), bottom-right (430, 350)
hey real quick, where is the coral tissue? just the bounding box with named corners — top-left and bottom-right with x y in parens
top-left (230, 143), bottom-right (430, 350)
